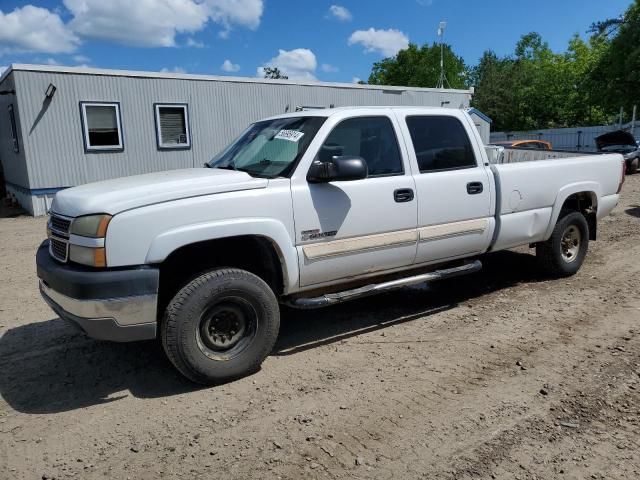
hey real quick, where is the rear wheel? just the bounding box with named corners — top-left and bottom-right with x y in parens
top-left (536, 211), bottom-right (589, 277)
top-left (627, 157), bottom-right (639, 175)
top-left (161, 268), bottom-right (280, 384)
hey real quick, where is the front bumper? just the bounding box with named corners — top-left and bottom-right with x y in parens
top-left (36, 241), bottom-right (159, 342)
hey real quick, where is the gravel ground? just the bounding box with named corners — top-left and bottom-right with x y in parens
top-left (1, 174), bottom-right (639, 480)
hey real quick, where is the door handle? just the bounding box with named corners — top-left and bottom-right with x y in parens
top-left (466, 182), bottom-right (483, 195)
top-left (394, 188), bottom-right (414, 203)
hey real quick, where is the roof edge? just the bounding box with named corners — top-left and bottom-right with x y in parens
top-left (466, 107), bottom-right (493, 123)
top-left (5, 64), bottom-right (473, 94)
top-left (0, 65), bottom-right (13, 85)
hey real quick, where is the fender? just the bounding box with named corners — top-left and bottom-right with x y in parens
top-left (543, 182), bottom-right (600, 240)
top-left (145, 218), bottom-right (299, 293)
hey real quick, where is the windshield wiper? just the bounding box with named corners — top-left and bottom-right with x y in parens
top-left (214, 164), bottom-right (237, 171)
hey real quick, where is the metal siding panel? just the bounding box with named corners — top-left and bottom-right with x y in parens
top-left (14, 69), bottom-right (471, 190)
top-left (0, 72), bottom-right (31, 188)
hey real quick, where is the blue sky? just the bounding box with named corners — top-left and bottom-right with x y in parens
top-left (0, 0), bottom-right (632, 83)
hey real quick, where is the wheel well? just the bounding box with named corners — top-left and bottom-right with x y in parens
top-left (560, 192), bottom-right (597, 240)
top-left (157, 236), bottom-right (284, 316)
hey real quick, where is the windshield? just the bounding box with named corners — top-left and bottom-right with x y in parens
top-left (207, 116), bottom-right (327, 178)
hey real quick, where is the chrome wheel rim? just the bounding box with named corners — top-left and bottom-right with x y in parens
top-left (560, 225), bottom-right (581, 263)
top-left (196, 296), bottom-right (257, 361)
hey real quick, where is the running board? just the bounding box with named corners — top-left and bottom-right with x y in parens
top-left (285, 260), bottom-right (482, 309)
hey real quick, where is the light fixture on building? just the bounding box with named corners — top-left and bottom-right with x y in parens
top-left (45, 83), bottom-right (57, 99)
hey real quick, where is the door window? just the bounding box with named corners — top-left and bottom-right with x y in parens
top-left (406, 116), bottom-right (476, 173)
top-left (319, 116), bottom-right (403, 177)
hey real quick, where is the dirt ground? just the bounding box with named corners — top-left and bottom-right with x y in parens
top-left (1, 175), bottom-right (639, 480)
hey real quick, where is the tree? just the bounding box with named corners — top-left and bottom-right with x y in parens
top-left (589, 0), bottom-right (640, 120)
top-left (472, 31), bottom-right (609, 131)
top-left (263, 67), bottom-right (288, 80)
top-left (366, 43), bottom-right (469, 89)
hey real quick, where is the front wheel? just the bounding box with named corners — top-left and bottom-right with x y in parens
top-left (161, 268), bottom-right (280, 384)
top-left (536, 211), bottom-right (589, 277)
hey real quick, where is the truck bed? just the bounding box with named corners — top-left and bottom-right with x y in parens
top-left (486, 145), bottom-right (599, 164)
top-left (488, 151), bottom-right (623, 251)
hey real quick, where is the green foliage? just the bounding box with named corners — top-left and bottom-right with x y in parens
top-left (472, 1), bottom-right (639, 131)
top-left (472, 32), bottom-right (610, 131)
top-left (589, 0), bottom-right (640, 118)
top-left (367, 43), bottom-right (469, 89)
top-left (362, 1), bottom-right (638, 132)
top-left (263, 67), bottom-right (288, 80)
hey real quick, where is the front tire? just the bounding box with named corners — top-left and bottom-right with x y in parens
top-left (161, 268), bottom-right (280, 385)
top-left (536, 211), bottom-right (589, 277)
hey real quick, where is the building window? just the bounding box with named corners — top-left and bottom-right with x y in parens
top-left (154, 104), bottom-right (190, 149)
top-left (80, 102), bottom-right (124, 152)
top-left (8, 104), bottom-right (19, 153)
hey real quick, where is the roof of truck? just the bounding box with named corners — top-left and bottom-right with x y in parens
top-left (263, 106), bottom-right (464, 121)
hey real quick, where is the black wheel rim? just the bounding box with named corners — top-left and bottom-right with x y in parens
top-left (196, 296), bottom-right (258, 361)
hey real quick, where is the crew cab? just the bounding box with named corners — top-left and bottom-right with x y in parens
top-left (36, 107), bottom-right (625, 384)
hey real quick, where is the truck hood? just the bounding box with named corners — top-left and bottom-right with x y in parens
top-left (51, 168), bottom-right (269, 217)
top-left (595, 130), bottom-right (637, 151)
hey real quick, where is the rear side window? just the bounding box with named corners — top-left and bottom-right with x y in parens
top-left (319, 116), bottom-right (403, 177)
top-left (406, 116), bottom-right (476, 173)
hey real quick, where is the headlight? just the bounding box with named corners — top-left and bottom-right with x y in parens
top-left (70, 214), bottom-right (112, 238)
top-left (69, 244), bottom-right (107, 267)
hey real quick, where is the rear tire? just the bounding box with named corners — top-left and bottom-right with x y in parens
top-left (536, 211), bottom-right (589, 277)
top-left (161, 268), bottom-right (280, 385)
top-left (627, 157), bottom-right (639, 175)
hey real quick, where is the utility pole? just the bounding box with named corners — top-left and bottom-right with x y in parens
top-left (618, 107), bottom-right (624, 129)
top-left (436, 21), bottom-right (450, 89)
top-left (631, 105), bottom-right (637, 137)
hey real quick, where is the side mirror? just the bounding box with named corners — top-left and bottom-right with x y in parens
top-left (307, 155), bottom-right (368, 183)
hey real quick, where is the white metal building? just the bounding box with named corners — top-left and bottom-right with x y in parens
top-left (0, 64), bottom-right (475, 215)
top-left (467, 108), bottom-right (492, 144)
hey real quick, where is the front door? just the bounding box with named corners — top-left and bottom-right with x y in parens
top-left (291, 113), bottom-right (417, 287)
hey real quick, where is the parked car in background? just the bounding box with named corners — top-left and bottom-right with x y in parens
top-left (491, 139), bottom-right (552, 150)
top-left (596, 130), bottom-right (639, 174)
top-left (37, 107), bottom-right (625, 384)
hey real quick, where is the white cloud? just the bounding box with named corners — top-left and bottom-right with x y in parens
top-left (257, 48), bottom-right (317, 81)
top-left (0, 5), bottom-right (80, 55)
top-left (72, 54), bottom-right (90, 63)
top-left (64, 0), bottom-right (208, 47)
top-left (62, 0), bottom-right (263, 48)
top-left (321, 63), bottom-right (338, 73)
top-left (416, 0), bottom-right (433, 6)
top-left (328, 5), bottom-right (352, 22)
top-left (352, 76), bottom-right (362, 83)
top-left (348, 28), bottom-right (409, 57)
top-left (186, 37), bottom-right (204, 48)
top-left (221, 59), bottom-right (240, 72)
top-left (208, 0), bottom-right (263, 37)
top-left (160, 66), bottom-right (187, 73)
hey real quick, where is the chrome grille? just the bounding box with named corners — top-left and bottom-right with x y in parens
top-left (50, 214), bottom-right (71, 237)
top-left (48, 214), bottom-right (72, 263)
top-left (50, 237), bottom-right (69, 262)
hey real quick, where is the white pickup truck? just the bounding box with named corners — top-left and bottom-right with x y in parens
top-left (37, 107), bottom-right (625, 384)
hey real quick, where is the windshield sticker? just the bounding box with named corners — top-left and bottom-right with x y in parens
top-left (275, 130), bottom-right (305, 142)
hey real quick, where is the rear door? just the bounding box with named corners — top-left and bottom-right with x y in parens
top-left (396, 111), bottom-right (494, 264)
top-left (291, 112), bottom-right (417, 287)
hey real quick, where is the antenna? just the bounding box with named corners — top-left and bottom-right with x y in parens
top-left (436, 20), bottom-right (451, 89)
